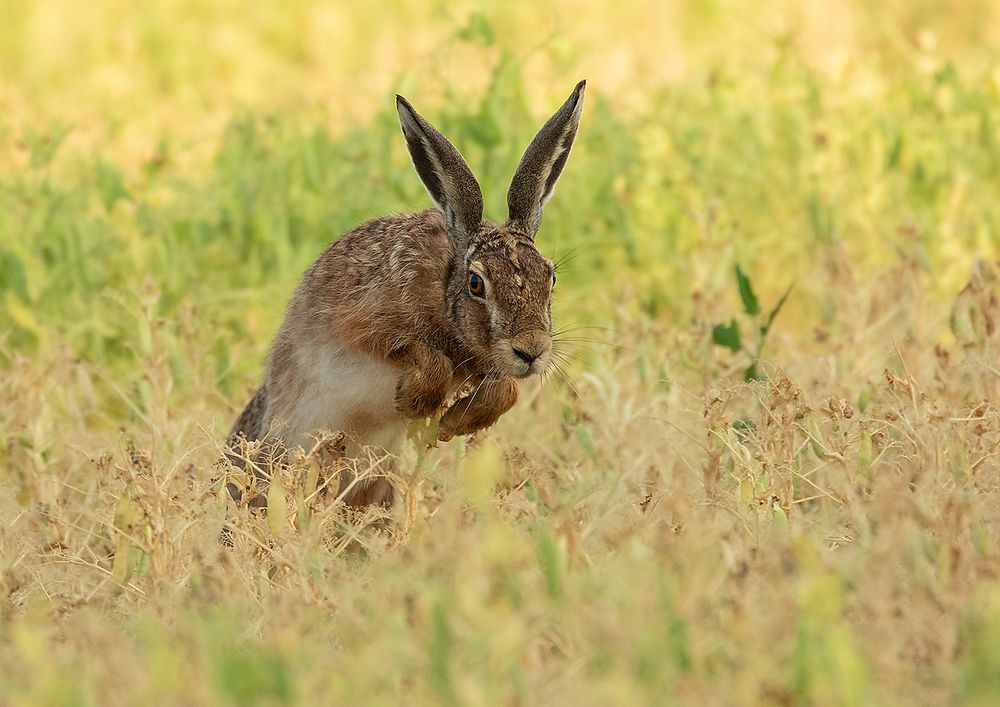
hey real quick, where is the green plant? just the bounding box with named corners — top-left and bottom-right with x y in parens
top-left (711, 265), bottom-right (793, 381)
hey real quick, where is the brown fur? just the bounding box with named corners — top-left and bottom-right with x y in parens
top-left (229, 384), bottom-right (267, 443)
top-left (227, 82), bottom-right (586, 509)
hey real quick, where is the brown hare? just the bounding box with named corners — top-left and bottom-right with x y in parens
top-left (227, 81), bottom-right (586, 508)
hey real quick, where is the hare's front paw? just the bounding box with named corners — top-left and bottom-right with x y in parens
top-left (395, 372), bottom-right (448, 418)
top-left (393, 347), bottom-right (453, 419)
top-left (438, 378), bottom-right (518, 441)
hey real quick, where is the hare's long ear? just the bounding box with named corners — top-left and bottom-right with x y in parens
top-left (506, 80), bottom-right (586, 238)
top-left (396, 95), bottom-right (483, 247)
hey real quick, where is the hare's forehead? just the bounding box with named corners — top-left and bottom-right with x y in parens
top-left (468, 240), bottom-right (553, 288)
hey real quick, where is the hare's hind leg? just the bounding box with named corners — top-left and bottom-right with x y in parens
top-left (343, 475), bottom-right (394, 510)
top-left (228, 385), bottom-right (268, 445)
top-left (223, 385), bottom-right (275, 502)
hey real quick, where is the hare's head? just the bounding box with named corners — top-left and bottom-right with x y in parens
top-left (396, 81), bottom-right (585, 379)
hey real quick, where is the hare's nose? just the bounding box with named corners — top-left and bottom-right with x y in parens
top-left (512, 347), bottom-right (539, 365)
top-left (510, 334), bottom-right (551, 365)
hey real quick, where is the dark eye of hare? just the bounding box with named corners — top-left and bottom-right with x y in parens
top-left (551, 271), bottom-right (557, 287)
top-left (468, 272), bottom-right (486, 299)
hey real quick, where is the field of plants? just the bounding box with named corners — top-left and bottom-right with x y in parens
top-left (2, 1), bottom-right (1000, 704)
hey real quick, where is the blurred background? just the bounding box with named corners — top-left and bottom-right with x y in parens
top-left (2, 1), bottom-right (1000, 704)
top-left (3, 0), bottom-right (999, 398)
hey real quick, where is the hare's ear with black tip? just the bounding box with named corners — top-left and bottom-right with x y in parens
top-left (396, 95), bottom-right (484, 248)
top-left (506, 80), bottom-right (586, 238)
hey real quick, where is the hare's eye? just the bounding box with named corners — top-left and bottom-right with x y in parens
top-left (551, 271), bottom-right (557, 288)
top-left (468, 272), bottom-right (486, 299)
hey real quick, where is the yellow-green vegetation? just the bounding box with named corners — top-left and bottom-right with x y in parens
top-left (3, 1), bottom-right (1000, 704)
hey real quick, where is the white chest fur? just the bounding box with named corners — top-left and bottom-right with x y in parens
top-left (279, 340), bottom-right (404, 451)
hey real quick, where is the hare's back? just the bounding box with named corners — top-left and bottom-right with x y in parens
top-left (324, 210), bottom-right (452, 280)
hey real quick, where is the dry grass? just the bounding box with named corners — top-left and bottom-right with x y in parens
top-left (3, 258), bottom-right (1000, 704)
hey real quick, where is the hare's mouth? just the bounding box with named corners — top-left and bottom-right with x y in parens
top-left (515, 365), bottom-right (546, 379)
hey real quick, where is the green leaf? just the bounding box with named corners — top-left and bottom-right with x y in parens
top-left (735, 265), bottom-right (760, 315)
top-left (536, 530), bottom-right (564, 601)
top-left (886, 133), bottom-right (903, 170)
top-left (761, 282), bottom-right (795, 336)
top-left (4, 291), bottom-right (46, 343)
top-left (464, 441), bottom-right (502, 506)
top-left (857, 386), bottom-right (873, 413)
top-left (712, 319), bottom-right (742, 352)
top-left (457, 12), bottom-right (495, 46)
top-left (732, 417), bottom-right (756, 442)
top-left (772, 500), bottom-right (790, 539)
top-left (112, 534), bottom-right (132, 585)
top-left (430, 601), bottom-right (455, 700)
top-left (304, 460), bottom-right (320, 497)
top-left (807, 194), bottom-right (834, 244)
top-left (576, 423), bottom-right (597, 458)
top-left (96, 161), bottom-right (130, 212)
top-left (0, 249), bottom-right (29, 300)
top-left (744, 361), bottom-right (761, 382)
top-left (464, 111), bottom-right (503, 149)
top-left (267, 478), bottom-right (288, 535)
top-left (216, 649), bottom-right (293, 705)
